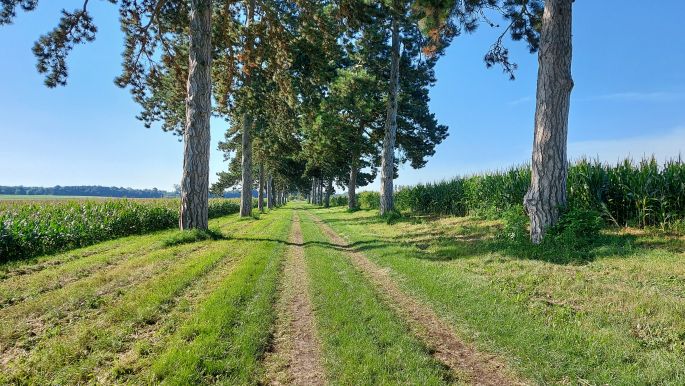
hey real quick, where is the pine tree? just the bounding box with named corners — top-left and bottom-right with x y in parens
top-left (364, 0), bottom-right (450, 215)
top-left (2, 1), bottom-right (215, 230)
top-left (523, 0), bottom-right (573, 243)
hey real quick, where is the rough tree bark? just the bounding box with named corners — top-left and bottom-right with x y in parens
top-left (348, 166), bottom-right (357, 210)
top-left (523, 0), bottom-right (573, 244)
top-left (180, 0), bottom-right (212, 230)
top-left (258, 163), bottom-right (264, 212)
top-left (239, 0), bottom-right (255, 218)
top-left (379, 12), bottom-right (400, 216)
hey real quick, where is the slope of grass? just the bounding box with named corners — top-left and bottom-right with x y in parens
top-left (312, 206), bottom-right (685, 385)
top-left (297, 209), bottom-right (457, 385)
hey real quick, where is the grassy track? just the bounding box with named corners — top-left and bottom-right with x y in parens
top-left (297, 208), bottom-right (456, 385)
top-left (3, 202), bottom-right (683, 385)
top-left (312, 206), bottom-right (685, 385)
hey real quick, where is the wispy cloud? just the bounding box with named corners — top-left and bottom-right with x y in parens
top-left (576, 91), bottom-right (685, 102)
top-left (507, 96), bottom-right (533, 106)
top-left (569, 127), bottom-right (685, 163)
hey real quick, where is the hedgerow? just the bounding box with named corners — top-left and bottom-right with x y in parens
top-left (358, 191), bottom-right (381, 209)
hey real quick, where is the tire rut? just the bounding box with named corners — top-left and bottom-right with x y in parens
top-left (263, 212), bottom-right (326, 386)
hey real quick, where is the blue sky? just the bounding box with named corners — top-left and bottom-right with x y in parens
top-left (1, 1), bottom-right (684, 191)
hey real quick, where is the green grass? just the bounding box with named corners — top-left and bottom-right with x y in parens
top-left (297, 209), bottom-right (456, 385)
top-left (162, 227), bottom-right (226, 246)
top-left (0, 209), bottom-right (290, 385)
top-left (3, 202), bottom-right (684, 385)
top-left (312, 206), bottom-right (685, 385)
top-left (150, 210), bottom-right (291, 384)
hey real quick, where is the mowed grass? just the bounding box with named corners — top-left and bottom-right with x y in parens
top-left (297, 209), bottom-right (456, 385)
top-left (0, 208), bottom-right (291, 385)
top-left (313, 206), bottom-right (685, 385)
top-left (4, 202), bottom-right (684, 385)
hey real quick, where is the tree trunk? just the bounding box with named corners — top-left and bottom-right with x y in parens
top-left (315, 178), bottom-right (319, 205)
top-left (180, 0), bottom-right (212, 230)
top-left (379, 13), bottom-right (400, 216)
top-left (267, 175), bottom-right (274, 209)
top-left (315, 178), bottom-right (320, 205)
top-left (258, 163), bottom-right (264, 212)
top-left (310, 178), bottom-right (316, 205)
top-left (348, 166), bottom-right (357, 210)
top-left (318, 180), bottom-right (323, 205)
top-left (239, 0), bottom-right (255, 218)
top-left (324, 179), bottom-right (332, 208)
top-left (524, 0), bottom-right (573, 244)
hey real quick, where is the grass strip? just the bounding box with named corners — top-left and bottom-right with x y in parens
top-left (0, 214), bottom-right (248, 307)
top-left (150, 209), bottom-right (292, 385)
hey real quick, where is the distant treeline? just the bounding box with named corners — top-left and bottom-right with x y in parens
top-left (0, 185), bottom-right (169, 198)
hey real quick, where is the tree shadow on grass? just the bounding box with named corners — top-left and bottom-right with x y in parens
top-left (303, 206), bottom-right (685, 265)
top-left (223, 236), bottom-right (382, 253)
top-left (320, 211), bottom-right (676, 265)
top-left (162, 228), bottom-right (227, 247)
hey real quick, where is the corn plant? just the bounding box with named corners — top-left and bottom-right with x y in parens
top-left (391, 156), bottom-right (685, 230)
top-left (0, 198), bottom-right (240, 262)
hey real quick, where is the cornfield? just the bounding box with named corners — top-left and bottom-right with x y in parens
top-left (0, 198), bottom-right (241, 262)
top-left (393, 156), bottom-right (685, 229)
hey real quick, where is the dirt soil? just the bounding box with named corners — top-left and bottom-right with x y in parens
top-left (263, 213), bottom-right (326, 386)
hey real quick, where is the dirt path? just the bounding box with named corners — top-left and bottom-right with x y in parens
top-left (264, 212), bottom-right (326, 386)
top-left (307, 211), bottom-right (526, 386)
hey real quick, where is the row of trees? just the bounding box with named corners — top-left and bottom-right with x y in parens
top-left (3, 0), bottom-right (573, 243)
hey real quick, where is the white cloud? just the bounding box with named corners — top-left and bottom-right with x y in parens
top-left (569, 127), bottom-right (685, 164)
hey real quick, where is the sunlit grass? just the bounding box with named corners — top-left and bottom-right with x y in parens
top-left (314, 206), bottom-right (685, 384)
top-left (298, 210), bottom-right (456, 385)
